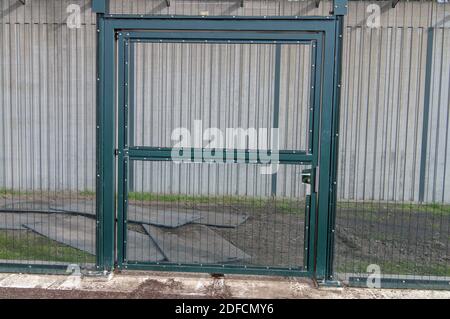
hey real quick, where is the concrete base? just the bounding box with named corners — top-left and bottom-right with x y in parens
top-left (1, 271), bottom-right (450, 299)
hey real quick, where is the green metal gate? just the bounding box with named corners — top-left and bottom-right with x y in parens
top-left (95, 0), bottom-right (346, 281)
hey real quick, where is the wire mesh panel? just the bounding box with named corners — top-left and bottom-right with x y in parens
top-left (0, 0), bottom-right (97, 271)
top-left (125, 161), bottom-right (310, 269)
top-left (333, 0), bottom-right (450, 288)
top-left (131, 41), bottom-right (312, 151)
top-left (120, 37), bottom-right (316, 273)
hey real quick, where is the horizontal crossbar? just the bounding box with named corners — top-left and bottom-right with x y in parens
top-left (126, 147), bottom-right (313, 165)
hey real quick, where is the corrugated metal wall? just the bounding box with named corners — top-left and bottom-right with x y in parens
top-left (340, 0), bottom-right (450, 203)
top-left (0, 0), bottom-right (449, 203)
top-left (0, 0), bottom-right (96, 196)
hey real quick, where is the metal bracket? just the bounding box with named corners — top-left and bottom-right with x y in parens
top-left (315, 0), bottom-right (321, 8)
top-left (331, 0), bottom-right (348, 16)
top-left (92, 0), bottom-right (109, 14)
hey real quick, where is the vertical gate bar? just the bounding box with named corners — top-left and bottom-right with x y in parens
top-left (128, 43), bottom-right (135, 192)
top-left (306, 37), bottom-right (323, 274)
top-left (97, 18), bottom-right (116, 271)
top-left (311, 39), bottom-right (322, 165)
top-left (95, 12), bottom-right (105, 270)
top-left (418, 27), bottom-right (434, 203)
top-left (116, 33), bottom-right (127, 267)
top-left (271, 44), bottom-right (281, 196)
top-left (326, 16), bottom-right (345, 281)
top-left (304, 194), bottom-right (311, 268)
top-left (307, 182), bottom-right (318, 273)
top-left (315, 24), bottom-right (338, 280)
top-left (308, 41), bottom-right (317, 160)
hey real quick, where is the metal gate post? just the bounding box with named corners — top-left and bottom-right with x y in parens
top-left (315, 0), bottom-right (347, 283)
top-left (94, 0), bottom-right (115, 271)
top-left (326, 13), bottom-right (345, 282)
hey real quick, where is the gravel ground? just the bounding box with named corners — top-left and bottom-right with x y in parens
top-left (0, 272), bottom-right (450, 299)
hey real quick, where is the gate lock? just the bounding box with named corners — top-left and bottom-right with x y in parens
top-left (301, 169), bottom-right (312, 185)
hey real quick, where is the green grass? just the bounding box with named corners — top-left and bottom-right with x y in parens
top-left (0, 188), bottom-right (96, 198)
top-left (128, 192), bottom-right (305, 214)
top-left (1, 187), bottom-right (449, 216)
top-left (78, 189), bottom-right (96, 197)
top-left (0, 230), bottom-right (95, 263)
top-left (399, 202), bottom-right (450, 214)
top-left (336, 200), bottom-right (450, 216)
top-left (0, 188), bottom-right (26, 196)
top-left (129, 193), bottom-right (450, 216)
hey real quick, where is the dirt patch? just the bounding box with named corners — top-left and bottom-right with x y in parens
top-left (0, 287), bottom-right (131, 299)
top-left (131, 278), bottom-right (191, 298)
top-left (203, 278), bottom-right (233, 298)
top-left (0, 279), bottom-right (199, 299)
top-left (334, 207), bottom-right (450, 276)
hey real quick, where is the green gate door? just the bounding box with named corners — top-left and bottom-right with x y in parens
top-left (96, 10), bottom-right (345, 281)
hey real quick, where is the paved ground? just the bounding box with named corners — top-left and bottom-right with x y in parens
top-left (0, 271), bottom-right (449, 299)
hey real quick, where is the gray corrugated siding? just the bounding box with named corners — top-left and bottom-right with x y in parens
top-left (0, 0), bottom-right (96, 195)
top-left (340, 1), bottom-right (450, 203)
top-left (0, 0), bottom-right (449, 202)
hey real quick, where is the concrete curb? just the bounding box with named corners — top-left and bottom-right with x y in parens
top-left (1, 271), bottom-right (450, 298)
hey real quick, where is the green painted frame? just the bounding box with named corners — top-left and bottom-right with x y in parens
top-left (95, 13), bottom-right (345, 281)
top-left (117, 31), bottom-right (322, 277)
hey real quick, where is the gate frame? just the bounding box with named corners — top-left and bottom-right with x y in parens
top-left (93, 0), bottom-right (346, 282)
top-left (117, 32), bottom-right (323, 278)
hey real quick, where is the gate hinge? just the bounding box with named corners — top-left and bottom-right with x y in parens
top-left (114, 149), bottom-right (119, 156)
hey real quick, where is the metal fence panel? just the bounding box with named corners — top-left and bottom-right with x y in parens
top-left (0, 0), bottom-right (450, 287)
top-left (116, 29), bottom-right (321, 275)
top-left (126, 161), bottom-right (309, 270)
top-left (333, 0), bottom-right (450, 288)
top-left (0, 0), bottom-right (96, 272)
